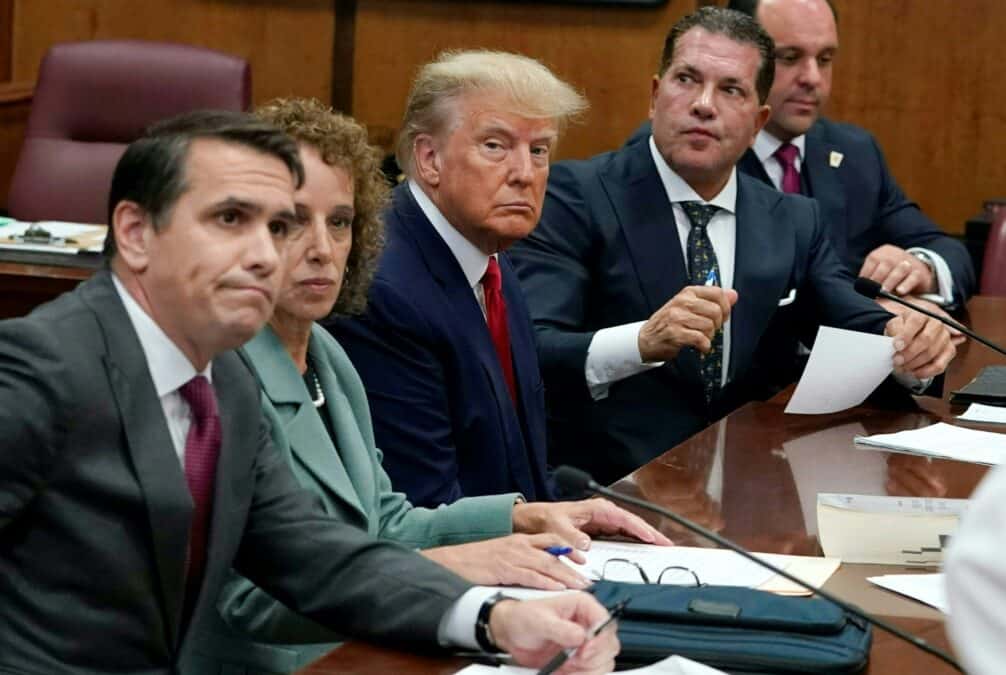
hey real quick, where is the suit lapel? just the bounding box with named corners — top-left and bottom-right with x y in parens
top-left (84, 272), bottom-right (191, 649)
top-left (803, 122), bottom-right (848, 258)
top-left (244, 329), bottom-right (368, 522)
top-left (730, 177), bottom-right (795, 381)
top-left (739, 148), bottom-right (773, 187)
top-left (601, 142), bottom-right (704, 393)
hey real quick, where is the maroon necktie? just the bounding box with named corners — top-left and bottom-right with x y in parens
top-left (178, 375), bottom-right (222, 612)
top-left (774, 142), bottom-right (802, 194)
top-left (482, 257), bottom-right (517, 405)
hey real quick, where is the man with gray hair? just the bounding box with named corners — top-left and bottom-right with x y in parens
top-left (329, 50), bottom-right (597, 513)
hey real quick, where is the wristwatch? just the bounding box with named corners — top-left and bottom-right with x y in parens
top-left (475, 592), bottom-right (515, 653)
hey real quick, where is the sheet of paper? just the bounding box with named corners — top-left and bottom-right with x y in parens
top-left (854, 422), bottom-right (1006, 465)
top-left (0, 220), bottom-right (107, 254)
top-left (455, 654), bottom-right (728, 674)
top-left (868, 573), bottom-right (948, 613)
top-left (556, 541), bottom-right (838, 595)
top-left (958, 403), bottom-right (1006, 425)
top-left (785, 326), bottom-right (894, 414)
top-left (817, 494), bottom-right (965, 565)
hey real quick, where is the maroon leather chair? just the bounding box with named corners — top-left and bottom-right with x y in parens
top-left (981, 209), bottom-right (1006, 295)
top-left (7, 40), bottom-right (250, 224)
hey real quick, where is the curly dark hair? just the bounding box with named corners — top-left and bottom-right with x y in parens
top-left (254, 98), bottom-right (387, 316)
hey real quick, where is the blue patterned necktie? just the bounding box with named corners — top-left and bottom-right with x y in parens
top-left (681, 201), bottom-right (723, 403)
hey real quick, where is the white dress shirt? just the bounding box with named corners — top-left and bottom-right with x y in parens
top-left (754, 129), bottom-right (955, 306)
top-left (113, 272), bottom-right (488, 650)
top-left (946, 464), bottom-right (1006, 675)
top-left (585, 136), bottom-right (737, 399)
top-left (410, 179), bottom-right (495, 318)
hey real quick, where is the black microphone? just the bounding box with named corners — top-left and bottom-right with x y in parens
top-left (554, 465), bottom-right (963, 672)
top-left (854, 277), bottom-right (1006, 358)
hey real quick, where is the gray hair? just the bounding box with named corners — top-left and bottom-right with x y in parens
top-left (396, 49), bottom-right (588, 178)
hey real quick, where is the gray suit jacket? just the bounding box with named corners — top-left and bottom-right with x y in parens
top-left (199, 324), bottom-right (516, 673)
top-left (0, 271), bottom-right (471, 674)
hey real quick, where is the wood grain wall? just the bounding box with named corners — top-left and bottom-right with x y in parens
top-left (2, 0), bottom-right (1005, 234)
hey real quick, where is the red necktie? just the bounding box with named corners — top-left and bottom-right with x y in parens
top-left (774, 142), bottom-right (802, 194)
top-left (178, 375), bottom-right (222, 614)
top-left (482, 258), bottom-right (517, 405)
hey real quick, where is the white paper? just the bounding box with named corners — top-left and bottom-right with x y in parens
top-left (854, 422), bottom-right (1006, 465)
top-left (958, 403), bottom-right (1006, 425)
top-left (817, 493), bottom-right (969, 516)
top-left (868, 573), bottom-right (948, 613)
top-left (785, 326), bottom-right (894, 414)
top-left (0, 220), bottom-right (106, 254)
top-left (455, 654), bottom-right (727, 674)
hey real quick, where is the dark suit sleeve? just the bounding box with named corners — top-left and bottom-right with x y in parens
top-left (866, 134), bottom-right (976, 305)
top-left (232, 415), bottom-right (472, 649)
top-left (509, 162), bottom-right (598, 396)
top-left (329, 279), bottom-right (468, 507)
top-left (0, 321), bottom-right (65, 528)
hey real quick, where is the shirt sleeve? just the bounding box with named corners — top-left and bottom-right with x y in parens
top-left (584, 321), bottom-right (664, 400)
top-left (436, 586), bottom-right (501, 649)
top-left (908, 247), bottom-right (955, 307)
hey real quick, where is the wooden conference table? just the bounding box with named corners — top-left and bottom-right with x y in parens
top-left (300, 296), bottom-right (1006, 674)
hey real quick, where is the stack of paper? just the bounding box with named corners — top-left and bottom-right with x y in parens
top-left (867, 573), bottom-right (948, 613)
top-left (958, 403), bottom-right (1006, 425)
top-left (817, 494), bottom-right (967, 565)
top-left (854, 422), bottom-right (1006, 465)
top-left (0, 219), bottom-right (107, 254)
top-left (455, 654), bottom-right (727, 674)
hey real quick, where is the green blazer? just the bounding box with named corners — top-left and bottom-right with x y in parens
top-left (197, 324), bottom-right (517, 674)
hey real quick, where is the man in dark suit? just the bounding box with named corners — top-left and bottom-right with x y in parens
top-left (0, 111), bottom-right (618, 674)
top-left (509, 7), bottom-right (955, 486)
top-left (329, 52), bottom-right (585, 508)
top-left (728, 0), bottom-right (975, 310)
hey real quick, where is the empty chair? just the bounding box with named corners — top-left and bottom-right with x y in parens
top-left (7, 40), bottom-right (250, 224)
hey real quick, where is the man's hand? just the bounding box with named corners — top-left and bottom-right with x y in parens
top-left (638, 286), bottom-right (739, 362)
top-left (489, 593), bottom-right (619, 674)
top-left (884, 311), bottom-right (955, 379)
top-left (512, 499), bottom-right (673, 551)
top-left (420, 534), bottom-right (591, 590)
top-left (860, 244), bottom-right (935, 296)
top-left (876, 296), bottom-right (966, 346)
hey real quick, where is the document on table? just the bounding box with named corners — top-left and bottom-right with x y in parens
top-left (455, 654), bottom-right (728, 674)
top-left (785, 326), bottom-right (894, 414)
top-left (817, 494), bottom-right (967, 565)
top-left (557, 541), bottom-right (840, 596)
top-left (958, 403), bottom-right (1006, 425)
top-left (854, 422), bottom-right (1006, 465)
top-left (0, 219), bottom-right (107, 253)
top-left (867, 573), bottom-right (948, 613)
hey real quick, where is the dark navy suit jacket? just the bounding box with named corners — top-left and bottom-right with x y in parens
top-left (629, 119), bottom-right (976, 306)
top-left (509, 138), bottom-right (895, 485)
top-left (327, 184), bottom-right (553, 508)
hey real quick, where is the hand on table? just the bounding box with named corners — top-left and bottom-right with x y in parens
top-left (884, 311), bottom-right (955, 379)
top-left (420, 534), bottom-right (590, 590)
top-left (512, 498), bottom-right (673, 551)
top-left (860, 244), bottom-right (935, 296)
top-left (876, 296), bottom-right (966, 347)
top-left (489, 593), bottom-right (619, 674)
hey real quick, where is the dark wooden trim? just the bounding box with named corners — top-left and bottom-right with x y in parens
top-left (0, 82), bottom-right (33, 105)
top-left (0, 0), bottom-right (13, 81)
top-left (331, 0), bottom-right (357, 114)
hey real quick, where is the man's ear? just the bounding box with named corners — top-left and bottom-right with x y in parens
top-left (752, 103), bottom-right (772, 141)
top-left (112, 200), bottom-right (154, 274)
top-left (649, 74), bottom-right (661, 120)
top-left (413, 133), bottom-right (442, 188)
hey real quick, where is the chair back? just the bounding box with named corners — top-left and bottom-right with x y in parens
top-left (7, 40), bottom-right (250, 224)
top-left (981, 209), bottom-right (1006, 295)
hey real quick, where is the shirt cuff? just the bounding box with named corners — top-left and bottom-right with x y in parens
top-left (437, 586), bottom-right (501, 649)
top-left (585, 321), bottom-right (663, 401)
top-left (908, 248), bottom-right (954, 306)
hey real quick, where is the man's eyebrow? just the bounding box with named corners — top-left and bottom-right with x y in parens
top-left (330, 205), bottom-right (356, 218)
top-left (212, 197), bottom-right (262, 214)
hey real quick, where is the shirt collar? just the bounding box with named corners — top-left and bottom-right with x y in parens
top-left (409, 179), bottom-right (492, 289)
top-left (754, 129), bottom-right (806, 165)
top-left (648, 135), bottom-right (737, 213)
top-left (111, 273), bottom-right (211, 397)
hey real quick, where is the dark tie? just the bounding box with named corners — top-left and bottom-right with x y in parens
top-left (482, 257), bottom-right (518, 405)
top-left (681, 201), bottom-right (723, 403)
top-left (774, 142), bottom-right (802, 194)
top-left (178, 375), bottom-right (222, 614)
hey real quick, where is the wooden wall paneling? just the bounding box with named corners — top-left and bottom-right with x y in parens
top-left (0, 83), bottom-right (32, 210)
top-left (351, 0), bottom-right (697, 160)
top-left (0, 0), bottom-right (13, 81)
top-left (826, 0), bottom-right (1006, 234)
top-left (10, 0), bottom-right (337, 106)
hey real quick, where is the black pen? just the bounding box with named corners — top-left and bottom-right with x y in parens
top-left (535, 599), bottom-right (628, 675)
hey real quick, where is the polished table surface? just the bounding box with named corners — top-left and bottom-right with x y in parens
top-left (300, 296), bottom-right (1006, 674)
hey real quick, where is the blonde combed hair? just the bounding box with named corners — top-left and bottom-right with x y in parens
top-left (254, 98), bottom-right (388, 316)
top-left (396, 50), bottom-right (588, 178)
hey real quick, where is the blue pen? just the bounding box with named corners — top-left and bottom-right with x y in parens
top-left (704, 269), bottom-right (719, 286)
top-left (545, 546), bottom-right (573, 557)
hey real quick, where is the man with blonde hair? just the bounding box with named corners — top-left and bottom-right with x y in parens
top-left (329, 50), bottom-right (591, 510)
